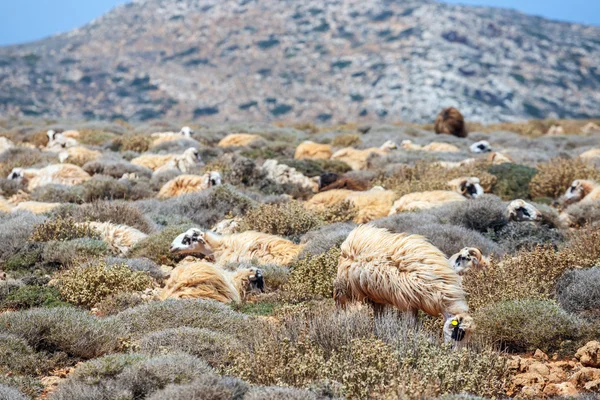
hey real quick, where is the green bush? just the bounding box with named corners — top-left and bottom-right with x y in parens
top-left (57, 261), bottom-right (154, 308)
top-left (147, 375), bottom-right (250, 400)
top-left (488, 163), bottom-right (538, 200)
top-left (4, 243), bottom-right (43, 272)
top-left (283, 248), bottom-right (340, 302)
top-left (332, 133), bottom-right (361, 147)
top-left (30, 217), bottom-right (100, 242)
top-left (119, 134), bottom-right (152, 152)
top-left (0, 285), bottom-right (67, 310)
top-left (0, 334), bottom-right (58, 376)
top-left (94, 291), bottom-right (147, 316)
top-left (129, 225), bottom-right (193, 266)
top-left (240, 201), bottom-right (323, 240)
top-left (41, 239), bottom-right (109, 268)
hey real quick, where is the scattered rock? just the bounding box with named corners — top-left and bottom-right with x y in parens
top-left (575, 341), bottom-right (600, 368)
top-left (534, 349), bottom-right (549, 361)
top-left (569, 367), bottom-right (600, 386)
top-left (528, 362), bottom-right (550, 377)
top-left (542, 382), bottom-right (578, 397)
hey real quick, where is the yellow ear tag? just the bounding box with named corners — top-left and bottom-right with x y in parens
top-left (451, 320), bottom-right (459, 326)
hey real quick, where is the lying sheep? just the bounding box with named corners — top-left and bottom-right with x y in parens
top-left (160, 260), bottom-right (263, 303)
top-left (0, 196), bottom-right (13, 212)
top-left (559, 179), bottom-right (600, 206)
top-left (579, 148), bottom-right (600, 162)
top-left (389, 191), bottom-right (467, 214)
top-left (0, 137), bottom-right (15, 153)
top-left (211, 217), bottom-right (243, 235)
top-left (294, 141), bottom-right (332, 160)
top-left (77, 221), bottom-right (148, 255)
top-left (506, 199), bottom-right (542, 222)
top-left (447, 177), bottom-right (484, 199)
top-left (157, 171), bottom-right (222, 198)
top-left (260, 159), bottom-right (318, 192)
top-left (154, 148), bottom-right (203, 174)
top-left (132, 147), bottom-right (201, 172)
top-left (46, 130), bottom-right (79, 151)
top-left (58, 146), bottom-right (102, 165)
top-left (470, 140), bottom-right (492, 153)
top-left (434, 107), bottom-right (467, 138)
top-left (436, 158), bottom-right (476, 169)
top-left (401, 140), bottom-right (460, 153)
top-left (318, 172), bottom-right (369, 192)
top-left (151, 126), bottom-right (194, 147)
top-left (8, 164), bottom-right (91, 191)
top-left (13, 201), bottom-right (61, 214)
top-left (169, 228), bottom-right (305, 266)
top-left (334, 225), bottom-right (474, 344)
top-left (488, 152), bottom-right (513, 165)
top-left (218, 133), bottom-right (263, 148)
top-left (448, 247), bottom-right (488, 275)
top-left (331, 140), bottom-right (397, 170)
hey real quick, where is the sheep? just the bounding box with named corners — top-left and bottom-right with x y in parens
top-left (334, 225), bottom-right (474, 344)
top-left (0, 137), bottom-right (15, 153)
top-left (448, 247), bottom-right (488, 275)
top-left (217, 133), bottom-right (263, 148)
top-left (157, 171), bottom-right (222, 199)
top-left (447, 177), bottom-right (484, 199)
top-left (211, 217), bottom-right (243, 235)
top-left (294, 141), bottom-right (332, 160)
top-left (151, 126), bottom-right (194, 147)
top-left (401, 140), bottom-right (460, 153)
top-left (13, 201), bottom-right (61, 214)
top-left (436, 158), bottom-right (476, 169)
top-left (579, 148), bottom-right (600, 161)
top-left (434, 107), bottom-right (467, 138)
top-left (131, 147), bottom-right (201, 172)
top-left (470, 140), bottom-right (492, 153)
top-left (581, 122), bottom-right (600, 134)
top-left (506, 199), bottom-right (542, 222)
top-left (331, 140), bottom-right (398, 170)
top-left (318, 172), bottom-right (369, 192)
top-left (58, 146), bottom-right (102, 164)
top-left (159, 261), bottom-right (263, 303)
top-left (389, 191), bottom-right (467, 214)
top-left (545, 124), bottom-right (564, 136)
top-left (153, 148), bottom-right (203, 174)
top-left (260, 159), bottom-right (318, 192)
top-left (306, 186), bottom-right (396, 223)
top-left (8, 164), bottom-right (91, 191)
top-left (488, 152), bottom-right (513, 165)
top-left (0, 196), bottom-right (13, 212)
top-left (46, 130), bottom-right (79, 151)
top-left (169, 228), bottom-right (305, 266)
top-left (77, 221), bottom-right (148, 255)
top-left (559, 179), bottom-right (600, 206)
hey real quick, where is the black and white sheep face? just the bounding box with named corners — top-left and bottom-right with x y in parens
top-left (209, 172), bottom-right (222, 187)
top-left (470, 140), bottom-right (492, 153)
top-left (47, 130), bottom-right (57, 142)
top-left (462, 178), bottom-right (484, 199)
top-left (7, 168), bottom-right (24, 180)
top-left (180, 126), bottom-right (194, 137)
top-left (248, 267), bottom-right (265, 292)
top-left (562, 180), bottom-right (585, 204)
top-left (170, 228), bottom-right (212, 255)
top-left (449, 248), bottom-right (482, 275)
top-left (507, 200), bottom-right (542, 222)
top-left (443, 313), bottom-right (474, 344)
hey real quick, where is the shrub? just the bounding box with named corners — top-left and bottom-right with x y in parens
top-left (77, 129), bottom-right (117, 146)
top-left (0, 177), bottom-right (26, 197)
top-left (299, 222), bottom-right (355, 257)
top-left (65, 201), bottom-right (155, 234)
top-left (119, 135), bottom-right (152, 153)
top-left (0, 285), bottom-right (67, 310)
top-left (240, 201), bottom-right (323, 240)
top-left (82, 159), bottom-right (152, 179)
top-left (0, 376), bottom-right (42, 399)
top-left (279, 159), bottom-right (326, 177)
top-left (431, 195), bottom-right (508, 233)
top-left (30, 217), bottom-right (100, 242)
top-left (0, 147), bottom-right (50, 178)
top-left (0, 307), bottom-right (124, 359)
top-left (105, 257), bottom-right (164, 280)
top-left (530, 158), bottom-right (600, 200)
top-left (139, 327), bottom-right (242, 367)
top-left (332, 133), bottom-right (361, 147)
top-left (0, 212), bottom-right (46, 263)
top-left (283, 247), bottom-right (340, 302)
top-left (485, 221), bottom-right (564, 253)
top-left (147, 375), bottom-right (250, 400)
top-left (4, 242), bottom-right (43, 272)
top-left (563, 228), bottom-right (600, 268)
top-left (0, 334), bottom-right (58, 376)
top-left (30, 184), bottom-right (83, 204)
top-left (312, 159), bottom-right (352, 175)
top-left (57, 261), bottom-right (154, 308)
top-left (80, 176), bottom-right (129, 202)
top-left (562, 199), bottom-right (600, 228)
top-left (0, 384), bottom-right (29, 400)
top-left (488, 163), bottom-right (538, 200)
top-left (41, 239), bottom-right (109, 268)
top-left (314, 200), bottom-right (358, 223)
top-left (94, 291), bottom-right (147, 316)
top-left (556, 268), bottom-right (600, 317)
top-left (475, 300), bottom-right (584, 352)
top-left (128, 225), bottom-right (192, 266)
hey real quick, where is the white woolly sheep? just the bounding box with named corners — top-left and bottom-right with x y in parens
top-left (448, 247), bottom-right (488, 275)
top-left (217, 133), bottom-right (263, 148)
top-left (0, 137), bottom-right (15, 153)
top-left (506, 199), bottom-right (542, 222)
top-left (294, 141), bottom-right (333, 160)
top-left (401, 140), bottom-right (460, 153)
top-left (46, 130), bottom-right (79, 151)
top-left (77, 221), bottom-right (148, 255)
top-left (151, 126), bottom-right (194, 147)
top-left (58, 146), bottom-right (102, 164)
top-left (435, 158), bottom-right (476, 169)
top-left (389, 191), bottom-right (467, 214)
top-left (153, 148), bottom-right (203, 174)
top-left (211, 217), bottom-right (243, 235)
top-left (157, 171), bottom-right (222, 198)
top-left (559, 179), bottom-right (600, 206)
top-left (8, 164), bottom-right (91, 191)
top-left (488, 152), bottom-right (513, 165)
top-left (334, 225), bottom-right (474, 345)
top-left (331, 140), bottom-right (398, 170)
top-left (260, 159), bottom-right (318, 192)
top-left (169, 228), bottom-right (304, 267)
top-left (470, 140), bottom-right (492, 153)
top-left (13, 201), bottom-right (61, 214)
top-left (160, 260), bottom-right (263, 303)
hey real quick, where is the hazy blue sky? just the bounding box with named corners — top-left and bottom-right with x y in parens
top-left (0, 0), bottom-right (599, 46)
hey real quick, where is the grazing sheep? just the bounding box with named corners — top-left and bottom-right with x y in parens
top-left (294, 141), bottom-right (332, 160)
top-left (581, 122), bottom-right (600, 134)
top-left (318, 172), bottom-right (369, 192)
top-left (77, 221), bottom-right (148, 255)
top-left (8, 164), bottom-right (91, 191)
top-left (260, 159), bottom-right (318, 192)
top-left (217, 133), bottom-right (263, 148)
top-left (488, 152), bottom-right (513, 165)
top-left (211, 217), bottom-right (243, 235)
top-left (160, 261), bottom-right (263, 303)
top-left (506, 199), bottom-right (542, 222)
top-left (132, 148), bottom-right (201, 172)
top-left (13, 201), bottom-right (61, 214)
top-left (151, 126), bottom-right (194, 147)
top-left (154, 148), bottom-right (203, 174)
top-left (559, 179), bottom-right (600, 206)
top-left (0, 137), bottom-right (15, 153)
top-left (401, 140), bottom-right (460, 153)
top-left (169, 228), bottom-right (305, 266)
top-left (58, 146), bottom-right (102, 164)
top-left (334, 225), bottom-right (474, 344)
top-left (389, 191), bottom-right (466, 214)
top-left (447, 177), bottom-right (484, 199)
top-left (306, 187), bottom-right (396, 223)
top-left (470, 140), bottom-right (492, 153)
top-left (331, 140), bottom-right (398, 170)
top-left (434, 107), bottom-right (467, 138)
top-left (448, 247), bottom-right (488, 275)
top-left (157, 171), bottom-right (222, 198)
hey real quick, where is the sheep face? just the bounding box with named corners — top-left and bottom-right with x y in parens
top-left (506, 200), bottom-right (542, 222)
top-left (7, 168), bottom-right (24, 180)
top-left (183, 147), bottom-right (202, 163)
top-left (206, 171), bottom-right (222, 187)
top-left (443, 313), bottom-right (474, 344)
top-left (170, 228), bottom-right (213, 255)
top-left (561, 180), bottom-right (587, 205)
top-left (470, 140), bottom-right (492, 153)
top-left (381, 140), bottom-right (398, 151)
top-left (180, 126), bottom-right (194, 137)
top-left (47, 130), bottom-right (57, 142)
top-left (449, 247), bottom-right (484, 275)
top-left (248, 267), bottom-right (265, 292)
top-left (450, 177), bottom-right (483, 199)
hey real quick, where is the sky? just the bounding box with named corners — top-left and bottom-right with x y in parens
top-left (0, 0), bottom-right (598, 46)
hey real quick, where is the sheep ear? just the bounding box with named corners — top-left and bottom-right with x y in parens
top-left (459, 181), bottom-right (467, 193)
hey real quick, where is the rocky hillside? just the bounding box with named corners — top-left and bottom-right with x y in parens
top-left (0, 0), bottom-right (599, 123)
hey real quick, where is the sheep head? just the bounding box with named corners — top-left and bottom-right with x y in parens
top-left (170, 228), bottom-right (222, 256)
top-left (448, 247), bottom-right (486, 275)
top-left (506, 199), bottom-right (542, 222)
top-left (443, 313), bottom-right (475, 345)
top-left (7, 168), bottom-right (24, 180)
top-left (448, 177), bottom-right (483, 199)
top-left (318, 172), bottom-right (340, 191)
top-left (560, 179), bottom-right (595, 206)
top-left (380, 140), bottom-right (398, 151)
top-left (183, 147), bottom-right (202, 164)
top-left (180, 126), bottom-right (194, 137)
top-left (470, 140), bottom-right (492, 153)
top-left (203, 171), bottom-right (222, 188)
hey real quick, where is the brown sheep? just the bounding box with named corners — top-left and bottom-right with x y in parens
top-left (13, 201), bottom-right (61, 214)
top-left (160, 261), bottom-right (263, 303)
top-left (334, 225), bottom-right (474, 344)
top-left (487, 152), bottom-right (513, 165)
top-left (157, 172), bottom-right (222, 199)
top-left (169, 228), bottom-right (304, 267)
top-left (217, 133), bottom-right (263, 148)
top-left (559, 179), bottom-right (600, 206)
top-left (58, 146), bottom-right (102, 165)
top-left (447, 177), bottom-right (484, 199)
top-left (434, 107), bottom-right (467, 138)
top-left (77, 221), bottom-right (148, 255)
top-left (389, 191), bottom-right (466, 214)
top-left (8, 164), bottom-right (91, 191)
top-left (401, 140), bottom-right (460, 153)
top-left (318, 172), bottom-right (369, 192)
top-left (306, 187), bottom-right (396, 223)
top-left (448, 247), bottom-right (488, 275)
top-left (330, 140), bottom-right (397, 170)
top-left (151, 126), bottom-right (194, 147)
top-left (294, 141), bottom-right (332, 160)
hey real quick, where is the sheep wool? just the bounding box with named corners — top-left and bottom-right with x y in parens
top-left (79, 221), bottom-right (148, 255)
top-left (294, 141), bottom-right (333, 160)
top-left (434, 107), bottom-right (467, 138)
top-left (13, 201), bottom-right (61, 214)
top-left (330, 140), bottom-right (397, 170)
top-left (157, 172), bottom-right (221, 199)
top-left (389, 191), bottom-right (466, 214)
top-left (306, 187), bottom-right (396, 223)
top-left (217, 133), bottom-right (263, 148)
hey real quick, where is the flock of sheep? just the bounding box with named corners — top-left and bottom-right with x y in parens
top-left (1, 107), bottom-right (600, 348)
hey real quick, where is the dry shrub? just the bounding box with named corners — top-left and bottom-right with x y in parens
top-left (468, 119), bottom-right (599, 137)
top-left (283, 247), bottom-right (341, 302)
top-left (0, 147), bottom-right (48, 178)
top-left (562, 228), bottom-right (600, 267)
top-left (65, 201), bottom-right (155, 234)
top-left (29, 217), bottom-right (100, 242)
top-left (57, 261), bottom-right (154, 308)
top-left (556, 267), bottom-right (600, 318)
top-left (94, 292), bottom-right (147, 316)
top-left (80, 176), bottom-right (129, 202)
top-left (239, 201), bottom-right (323, 239)
top-left (331, 133), bottom-right (361, 147)
top-left (314, 200), bottom-right (357, 223)
top-left (78, 129), bottom-right (117, 146)
top-left (119, 135), bottom-right (152, 153)
top-left (129, 225), bottom-right (192, 266)
top-left (529, 158), bottom-right (600, 199)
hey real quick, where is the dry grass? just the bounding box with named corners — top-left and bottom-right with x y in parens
top-left (530, 158), bottom-right (600, 199)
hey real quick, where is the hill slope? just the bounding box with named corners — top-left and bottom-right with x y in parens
top-left (0, 0), bottom-right (599, 123)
